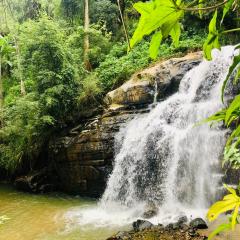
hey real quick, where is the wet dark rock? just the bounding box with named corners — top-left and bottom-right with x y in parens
top-left (14, 168), bottom-right (57, 193)
top-left (38, 184), bottom-right (55, 193)
top-left (188, 228), bottom-right (200, 237)
top-left (189, 218), bottom-right (208, 229)
top-left (180, 223), bottom-right (189, 232)
top-left (165, 223), bottom-right (174, 231)
top-left (157, 223), bottom-right (164, 230)
top-left (172, 222), bottom-right (181, 230)
top-left (177, 215), bottom-right (188, 224)
top-left (132, 219), bottom-right (154, 231)
top-left (15, 177), bottom-right (32, 192)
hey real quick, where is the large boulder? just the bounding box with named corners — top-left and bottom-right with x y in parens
top-left (189, 218), bottom-right (208, 229)
top-left (49, 53), bottom-right (202, 197)
top-left (105, 52), bottom-right (202, 110)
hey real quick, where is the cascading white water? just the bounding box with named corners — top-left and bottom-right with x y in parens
top-left (65, 47), bottom-right (237, 228)
top-left (99, 46), bottom-right (236, 223)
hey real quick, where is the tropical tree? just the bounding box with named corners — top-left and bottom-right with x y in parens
top-left (84, 0), bottom-right (91, 71)
top-left (117, 0), bottom-right (131, 49)
top-left (60, 0), bottom-right (81, 24)
top-left (0, 35), bottom-right (14, 110)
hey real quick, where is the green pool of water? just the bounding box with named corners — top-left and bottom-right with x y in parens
top-left (0, 184), bottom-right (120, 240)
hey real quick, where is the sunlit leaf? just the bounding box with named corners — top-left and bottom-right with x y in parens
top-left (203, 10), bottom-right (220, 60)
top-left (224, 184), bottom-right (237, 196)
top-left (149, 31), bottom-right (163, 59)
top-left (231, 203), bottom-right (240, 229)
top-left (221, 0), bottom-right (235, 24)
top-left (170, 22), bottom-right (181, 47)
top-left (227, 125), bottom-right (240, 146)
top-left (130, 0), bottom-right (184, 48)
top-left (208, 223), bottom-right (231, 240)
top-left (207, 185), bottom-right (240, 222)
top-left (199, 0), bottom-right (204, 18)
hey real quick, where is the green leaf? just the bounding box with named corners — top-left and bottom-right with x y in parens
top-left (224, 184), bottom-right (238, 196)
top-left (231, 203), bottom-right (240, 229)
top-left (227, 125), bottom-right (240, 146)
top-left (199, 0), bottom-right (204, 19)
top-left (170, 22), bottom-right (181, 47)
top-left (233, 68), bottom-right (240, 84)
top-left (235, 44), bottom-right (240, 50)
top-left (5, 60), bottom-right (12, 67)
top-left (208, 223), bottom-right (232, 240)
top-left (225, 95), bottom-right (240, 125)
top-left (161, 12), bottom-right (184, 38)
top-left (203, 10), bottom-right (220, 60)
top-left (221, 0), bottom-right (235, 24)
top-left (133, 1), bottom-right (154, 15)
top-left (222, 55), bottom-right (240, 102)
top-left (207, 185), bottom-right (240, 227)
top-left (130, 0), bottom-right (184, 48)
top-left (198, 109), bottom-right (226, 126)
top-left (149, 31), bottom-right (163, 59)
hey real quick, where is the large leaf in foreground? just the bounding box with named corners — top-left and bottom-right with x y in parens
top-left (207, 185), bottom-right (240, 230)
top-left (149, 31), bottom-right (163, 59)
top-left (130, 0), bottom-right (184, 48)
top-left (203, 10), bottom-right (220, 60)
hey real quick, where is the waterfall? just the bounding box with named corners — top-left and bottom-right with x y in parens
top-left (65, 47), bottom-right (237, 228)
top-left (99, 47), bottom-right (235, 223)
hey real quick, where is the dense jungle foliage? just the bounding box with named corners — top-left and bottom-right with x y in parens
top-left (0, 0), bottom-right (212, 173)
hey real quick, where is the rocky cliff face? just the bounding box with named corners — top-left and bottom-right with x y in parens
top-left (49, 53), bottom-right (202, 197)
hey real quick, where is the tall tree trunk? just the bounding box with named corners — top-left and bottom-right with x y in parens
top-left (117, 0), bottom-right (130, 50)
top-left (14, 36), bottom-right (26, 95)
top-left (0, 55), bottom-right (3, 111)
top-left (2, 0), bottom-right (26, 95)
top-left (83, 0), bottom-right (91, 71)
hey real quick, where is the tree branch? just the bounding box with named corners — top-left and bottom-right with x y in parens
top-left (181, 0), bottom-right (229, 12)
top-left (222, 28), bottom-right (240, 34)
top-left (117, 0), bottom-right (131, 50)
